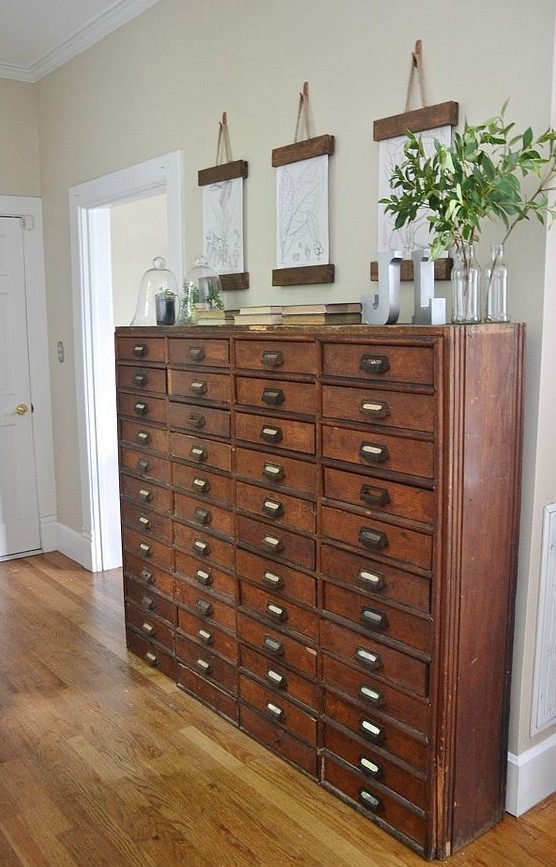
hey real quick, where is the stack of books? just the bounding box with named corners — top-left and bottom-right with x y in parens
top-left (194, 307), bottom-right (230, 326)
top-left (281, 302), bottom-right (362, 325)
top-left (233, 305), bottom-right (284, 326)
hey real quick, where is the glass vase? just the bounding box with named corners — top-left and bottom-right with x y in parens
top-left (451, 245), bottom-right (481, 324)
top-left (485, 244), bottom-right (509, 322)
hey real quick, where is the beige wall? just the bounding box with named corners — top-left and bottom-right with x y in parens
top-left (0, 79), bottom-right (40, 195)
top-left (20, 0), bottom-right (556, 762)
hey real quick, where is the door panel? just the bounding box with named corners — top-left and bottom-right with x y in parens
top-left (0, 218), bottom-right (40, 556)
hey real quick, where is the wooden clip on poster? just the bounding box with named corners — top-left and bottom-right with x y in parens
top-left (272, 82), bottom-right (335, 286)
top-left (198, 112), bottom-right (249, 291)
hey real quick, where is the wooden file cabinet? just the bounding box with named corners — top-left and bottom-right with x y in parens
top-left (116, 323), bottom-right (524, 860)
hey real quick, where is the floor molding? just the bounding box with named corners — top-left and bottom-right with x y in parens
top-left (506, 733), bottom-right (556, 816)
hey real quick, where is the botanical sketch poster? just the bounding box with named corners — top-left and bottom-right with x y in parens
top-left (276, 154), bottom-right (329, 268)
top-left (202, 177), bottom-right (244, 274)
top-left (377, 124), bottom-right (451, 254)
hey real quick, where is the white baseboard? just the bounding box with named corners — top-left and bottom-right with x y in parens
top-left (55, 523), bottom-right (94, 571)
top-left (39, 513), bottom-right (58, 552)
top-left (506, 733), bottom-right (556, 816)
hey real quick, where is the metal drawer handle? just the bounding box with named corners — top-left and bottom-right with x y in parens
top-left (262, 534), bottom-right (284, 553)
top-left (359, 399), bottom-right (390, 419)
top-left (262, 387), bottom-right (285, 406)
top-left (134, 402), bottom-right (148, 416)
top-left (195, 599), bottom-right (213, 617)
top-left (139, 488), bottom-right (152, 502)
top-left (360, 607), bottom-right (389, 631)
top-left (359, 442), bottom-right (390, 464)
top-left (141, 622), bottom-right (155, 637)
top-left (266, 602), bottom-right (287, 623)
top-left (137, 458), bottom-right (151, 473)
top-left (133, 372), bottom-right (148, 387)
top-left (193, 539), bottom-right (211, 556)
top-left (139, 543), bottom-right (152, 557)
top-left (266, 669), bottom-right (286, 689)
top-left (266, 702), bottom-right (284, 720)
top-left (140, 568), bottom-right (153, 584)
top-left (359, 718), bottom-right (385, 743)
top-left (261, 425), bottom-right (283, 444)
top-left (359, 756), bottom-right (383, 779)
top-left (262, 462), bottom-right (285, 482)
top-left (190, 446), bottom-right (207, 462)
top-left (263, 570), bottom-right (283, 588)
top-left (188, 413), bottom-right (206, 429)
top-left (195, 568), bottom-right (212, 586)
top-left (358, 527), bottom-right (388, 551)
top-left (190, 380), bottom-right (207, 395)
top-left (261, 350), bottom-right (284, 368)
top-left (359, 354), bottom-right (390, 375)
top-left (198, 628), bottom-right (213, 644)
top-left (355, 646), bottom-right (382, 670)
top-left (262, 498), bottom-right (284, 519)
top-left (138, 515), bottom-right (150, 528)
top-left (194, 507), bottom-right (211, 525)
top-left (263, 635), bottom-right (284, 656)
top-left (357, 569), bottom-right (385, 591)
top-left (188, 346), bottom-right (205, 361)
top-left (132, 344), bottom-right (148, 358)
top-left (359, 684), bottom-right (385, 706)
top-left (360, 484), bottom-right (390, 508)
top-left (195, 658), bottom-right (212, 675)
top-left (137, 431), bottom-right (151, 444)
top-left (192, 477), bottom-right (210, 493)
top-left (144, 651), bottom-right (158, 666)
top-left (141, 595), bottom-right (154, 611)
top-left (359, 789), bottom-right (384, 813)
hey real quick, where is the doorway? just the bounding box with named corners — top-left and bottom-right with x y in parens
top-left (70, 151), bottom-right (184, 572)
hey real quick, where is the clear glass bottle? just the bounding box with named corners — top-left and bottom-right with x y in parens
top-left (485, 243), bottom-right (509, 322)
top-left (451, 244), bottom-right (481, 324)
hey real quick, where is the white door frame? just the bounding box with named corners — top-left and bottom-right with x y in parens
top-left (69, 151), bottom-right (184, 572)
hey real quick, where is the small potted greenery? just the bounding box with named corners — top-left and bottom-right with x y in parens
top-left (380, 104), bottom-right (556, 322)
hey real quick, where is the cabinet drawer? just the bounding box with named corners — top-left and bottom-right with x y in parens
top-left (321, 543), bottom-right (431, 614)
top-left (177, 610), bottom-right (237, 661)
top-left (239, 673), bottom-right (318, 746)
top-left (322, 385), bottom-right (435, 434)
top-left (236, 549), bottom-right (316, 608)
top-left (240, 583), bottom-right (318, 642)
top-left (236, 376), bottom-right (317, 416)
top-left (236, 514), bottom-right (316, 571)
top-left (235, 339), bottom-right (318, 375)
top-left (118, 392), bottom-right (167, 424)
top-left (175, 552), bottom-right (237, 603)
top-left (323, 467), bottom-right (435, 526)
top-left (240, 704), bottom-right (318, 778)
top-left (323, 691), bottom-right (428, 770)
top-left (174, 491), bottom-right (234, 538)
top-left (175, 583), bottom-right (236, 633)
top-left (322, 653), bottom-right (430, 735)
top-left (322, 425), bottom-right (434, 481)
top-left (122, 527), bottom-right (173, 571)
top-left (238, 612), bottom-right (318, 679)
top-left (168, 368), bottom-right (232, 403)
top-left (320, 619), bottom-right (429, 697)
top-left (121, 501), bottom-right (172, 541)
top-left (175, 634), bottom-right (237, 694)
top-left (322, 581), bottom-right (432, 654)
top-left (177, 663), bottom-right (238, 723)
top-left (168, 402), bottom-right (231, 438)
top-left (117, 364), bottom-right (167, 394)
top-left (127, 630), bottom-right (175, 679)
top-left (172, 463), bottom-right (233, 504)
top-left (124, 554), bottom-right (174, 599)
top-left (119, 473), bottom-right (172, 513)
top-left (322, 342), bottom-right (434, 387)
top-left (125, 578), bottom-right (175, 625)
top-left (236, 480), bottom-right (316, 533)
top-left (116, 336), bottom-right (166, 363)
top-left (168, 337), bottom-right (230, 367)
top-left (323, 722), bottom-right (426, 810)
top-left (234, 445), bottom-right (317, 495)
top-left (240, 645), bottom-right (319, 711)
top-left (170, 431), bottom-right (232, 472)
top-left (120, 446), bottom-right (171, 484)
top-left (120, 418), bottom-right (169, 453)
top-left (125, 602), bottom-right (174, 650)
top-left (323, 755), bottom-right (426, 847)
top-left (236, 412), bottom-right (315, 455)
top-left (173, 522), bottom-right (234, 570)
top-left (322, 506), bottom-right (432, 572)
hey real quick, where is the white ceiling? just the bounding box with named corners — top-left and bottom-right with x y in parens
top-left (0, 0), bottom-right (161, 82)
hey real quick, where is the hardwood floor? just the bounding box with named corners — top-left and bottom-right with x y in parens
top-left (0, 552), bottom-right (554, 866)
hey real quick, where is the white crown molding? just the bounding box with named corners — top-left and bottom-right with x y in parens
top-left (1, 0), bottom-right (160, 83)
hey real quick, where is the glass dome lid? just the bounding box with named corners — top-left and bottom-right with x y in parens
top-left (185, 256), bottom-right (224, 311)
top-left (131, 256), bottom-right (178, 326)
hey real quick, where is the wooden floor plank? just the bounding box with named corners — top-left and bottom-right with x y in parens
top-left (0, 552), bottom-right (554, 866)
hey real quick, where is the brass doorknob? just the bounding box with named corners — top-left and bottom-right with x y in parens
top-left (15, 403), bottom-right (28, 415)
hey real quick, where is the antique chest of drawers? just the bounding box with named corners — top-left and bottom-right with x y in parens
top-left (115, 323), bottom-right (524, 860)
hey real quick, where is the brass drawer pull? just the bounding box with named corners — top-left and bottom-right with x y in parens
top-left (137, 430), bottom-right (151, 444)
top-left (193, 539), bottom-right (211, 556)
top-left (266, 669), bottom-right (286, 689)
top-left (192, 477), bottom-right (210, 493)
top-left (188, 413), bottom-right (206, 429)
top-left (359, 684), bottom-right (385, 706)
top-left (359, 354), bottom-right (390, 375)
top-left (261, 425), bottom-right (283, 444)
top-left (140, 568), bottom-right (153, 584)
top-left (195, 599), bottom-right (213, 617)
top-left (360, 442), bottom-right (390, 464)
top-left (359, 789), bottom-right (384, 813)
top-left (359, 399), bottom-right (390, 419)
top-left (261, 350), bottom-right (284, 368)
top-left (198, 628), bottom-right (213, 644)
top-left (360, 607), bottom-right (389, 632)
top-left (359, 718), bottom-right (385, 743)
top-left (188, 346), bottom-right (206, 362)
top-left (141, 595), bottom-right (154, 610)
top-left (134, 402), bottom-right (148, 416)
top-left (137, 458), bottom-right (151, 473)
top-left (139, 543), bottom-right (152, 557)
top-left (358, 527), bottom-right (388, 551)
top-left (263, 570), bottom-right (283, 588)
top-left (266, 701), bottom-right (284, 720)
top-left (139, 488), bottom-right (152, 502)
top-left (266, 602), bottom-right (287, 623)
top-left (132, 344), bottom-right (148, 358)
top-left (190, 446), bottom-right (207, 462)
top-left (261, 498), bottom-right (284, 519)
top-left (262, 534), bottom-right (284, 553)
top-left (190, 380), bottom-right (207, 395)
top-left (359, 756), bottom-right (383, 780)
top-left (195, 568), bottom-right (212, 586)
top-left (133, 372), bottom-right (148, 387)
top-left (262, 387), bottom-right (285, 406)
top-left (194, 507), bottom-right (211, 525)
top-left (360, 484), bottom-right (390, 507)
top-left (144, 651), bottom-right (158, 666)
top-left (262, 462), bottom-right (285, 482)
top-left (355, 646), bottom-right (382, 670)
top-left (195, 658), bottom-right (212, 675)
top-left (357, 569), bottom-right (385, 592)
top-left (263, 635), bottom-right (284, 656)
top-left (141, 622), bottom-right (155, 637)
top-left (139, 515), bottom-right (150, 529)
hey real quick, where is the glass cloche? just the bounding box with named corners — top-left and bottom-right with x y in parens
top-left (183, 256), bottom-right (224, 319)
top-left (131, 256), bottom-right (178, 326)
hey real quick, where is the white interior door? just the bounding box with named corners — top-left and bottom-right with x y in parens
top-left (0, 217), bottom-right (40, 556)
